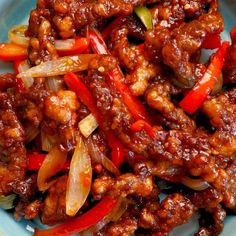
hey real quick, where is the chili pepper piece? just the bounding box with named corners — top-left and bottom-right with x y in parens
top-left (88, 28), bottom-right (152, 124)
top-left (57, 37), bottom-right (90, 56)
top-left (34, 196), bottom-right (118, 236)
top-left (131, 119), bottom-right (155, 139)
top-left (0, 43), bottom-right (27, 61)
top-left (179, 41), bottom-right (230, 114)
top-left (27, 153), bottom-right (70, 171)
top-left (107, 131), bottom-right (125, 167)
top-left (64, 72), bottom-right (125, 167)
top-left (202, 34), bottom-right (221, 49)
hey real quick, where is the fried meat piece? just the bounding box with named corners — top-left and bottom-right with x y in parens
top-left (202, 88), bottom-right (236, 157)
top-left (0, 93), bottom-right (27, 196)
top-left (41, 175), bottom-right (70, 225)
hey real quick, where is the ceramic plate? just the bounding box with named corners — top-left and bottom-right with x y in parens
top-left (0, 1), bottom-right (235, 235)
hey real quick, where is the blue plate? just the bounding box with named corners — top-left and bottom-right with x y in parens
top-left (0, 1), bottom-right (235, 235)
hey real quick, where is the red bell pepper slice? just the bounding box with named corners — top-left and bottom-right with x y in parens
top-left (57, 37), bottom-right (90, 56)
top-left (107, 131), bottom-right (125, 167)
top-left (179, 41), bottom-right (230, 114)
top-left (27, 153), bottom-right (70, 171)
top-left (131, 119), bottom-right (155, 139)
top-left (0, 43), bottom-right (27, 61)
top-left (106, 67), bottom-right (152, 123)
top-left (64, 72), bottom-right (125, 167)
top-left (88, 29), bottom-right (152, 124)
top-left (64, 72), bottom-right (103, 125)
top-left (202, 34), bottom-right (221, 49)
top-left (28, 153), bottom-right (47, 171)
top-left (34, 196), bottom-right (118, 236)
top-left (88, 29), bottom-right (109, 54)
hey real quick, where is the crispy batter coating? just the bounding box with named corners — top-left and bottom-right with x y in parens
top-left (0, 1), bottom-right (235, 235)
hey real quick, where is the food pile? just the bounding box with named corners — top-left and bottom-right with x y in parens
top-left (0, 0), bottom-right (235, 235)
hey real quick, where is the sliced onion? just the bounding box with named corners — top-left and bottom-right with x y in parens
top-left (37, 146), bottom-right (67, 191)
top-left (0, 194), bottom-right (16, 209)
top-left (25, 124), bottom-right (40, 143)
top-left (181, 176), bottom-right (210, 191)
top-left (16, 60), bottom-right (34, 88)
top-left (8, 25), bottom-right (81, 51)
top-left (86, 137), bottom-right (120, 176)
top-left (45, 76), bottom-right (64, 92)
top-left (66, 135), bottom-right (92, 216)
top-left (9, 25), bottom-right (75, 50)
top-left (81, 197), bottom-right (128, 235)
top-left (54, 39), bottom-right (75, 50)
top-left (79, 113), bottom-right (98, 138)
top-left (8, 25), bottom-right (29, 47)
top-left (41, 130), bottom-right (59, 152)
top-left (17, 54), bottom-right (99, 79)
top-left (211, 73), bottom-right (223, 95)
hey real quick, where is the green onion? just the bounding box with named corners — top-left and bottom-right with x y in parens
top-left (134, 6), bottom-right (153, 30)
top-left (0, 194), bottom-right (16, 209)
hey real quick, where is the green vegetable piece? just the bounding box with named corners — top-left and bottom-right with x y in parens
top-left (134, 6), bottom-right (153, 30)
top-left (0, 194), bottom-right (16, 210)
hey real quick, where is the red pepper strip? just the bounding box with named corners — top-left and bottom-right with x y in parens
top-left (107, 67), bottom-right (152, 123)
top-left (34, 196), bottom-right (118, 236)
top-left (64, 72), bottom-right (103, 125)
top-left (202, 34), bottom-right (221, 49)
top-left (131, 119), bottom-right (155, 139)
top-left (88, 29), bottom-right (152, 124)
top-left (107, 131), bottom-right (125, 167)
top-left (101, 16), bottom-right (125, 41)
top-left (179, 41), bottom-right (230, 114)
top-left (136, 43), bottom-right (145, 54)
top-left (0, 43), bottom-right (27, 61)
top-left (57, 37), bottom-right (90, 56)
top-left (64, 72), bottom-right (125, 167)
top-left (88, 29), bottom-right (109, 54)
top-left (28, 153), bottom-right (70, 171)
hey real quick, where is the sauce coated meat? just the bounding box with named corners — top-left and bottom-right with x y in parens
top-left (0, 0), bottom-right (235, 236)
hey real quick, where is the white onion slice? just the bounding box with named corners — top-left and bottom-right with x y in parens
top-left (86, 137), bottom-right (120, 176)
top-left (8, 25), bottom-right (29, 47)
top-left (37, 146), bottom-right (67, 191)
top-left (41, 130), bottom-right (59, 152)
top-left (181, 176), bottom-right (210, 191)
top-left (17, 54), bottom-right (98, 79)
top-left (66, 135), bottom-right (92, 216)
top-left (45, 76), bottom-right (64, 92)
top-left (25, 124), bottom-right (40, 143)
top-left (16, 60), bottom-right (34, 88)
top-left (54, 39), bottom-right (75, 50)
top-left (8, 25), bottom-right (78, 51)
top-left (79, 113), bottom-right (98, 138)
